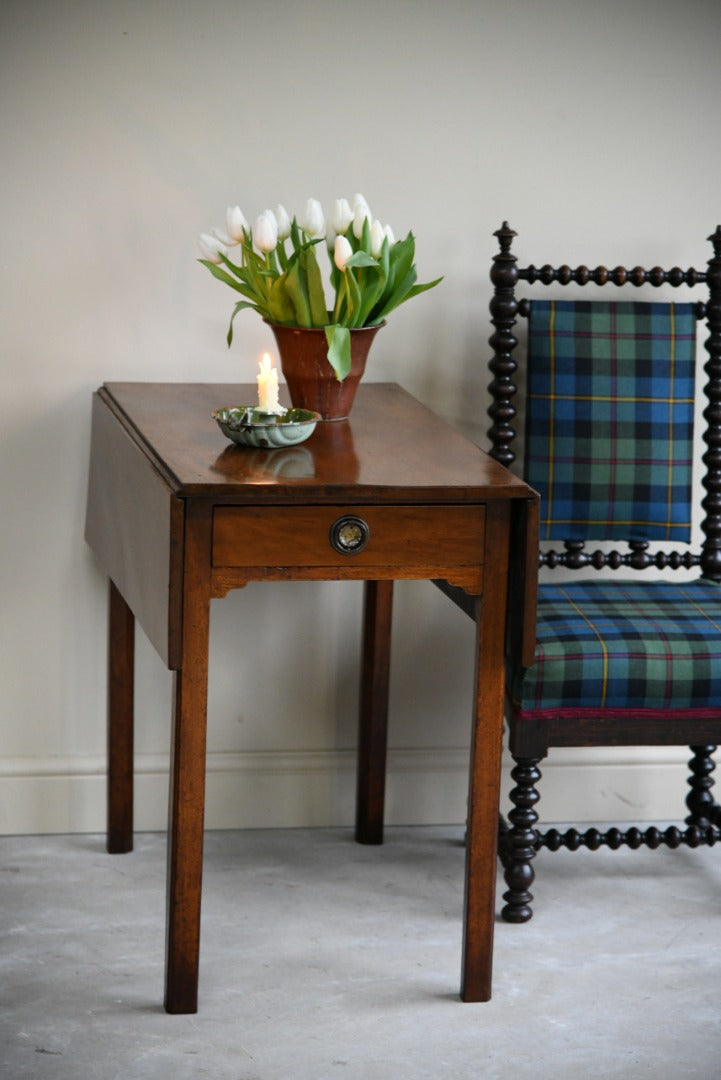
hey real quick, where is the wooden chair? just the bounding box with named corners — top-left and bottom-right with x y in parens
top-left (486, 222), bottom-right (721, 922)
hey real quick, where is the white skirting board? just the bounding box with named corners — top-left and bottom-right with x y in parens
top-left (0, 746), bottom-right (699, 836)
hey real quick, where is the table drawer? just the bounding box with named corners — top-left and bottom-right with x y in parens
top-left (212, 504), bottom-right (485, 572)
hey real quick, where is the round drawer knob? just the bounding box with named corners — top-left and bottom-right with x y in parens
top-left (330, 515), bottom-right (370, 555)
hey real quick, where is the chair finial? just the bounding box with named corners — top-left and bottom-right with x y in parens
top-left (708, 225), bottom-right (721, 256)
top-left (494, 222), bottom-right (517, 254)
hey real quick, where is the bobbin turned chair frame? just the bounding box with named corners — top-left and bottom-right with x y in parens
top-left (488, 222), bottom-right (721, 923)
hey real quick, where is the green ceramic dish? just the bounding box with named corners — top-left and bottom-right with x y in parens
top-left (212, 406), bottom-right (321, 448)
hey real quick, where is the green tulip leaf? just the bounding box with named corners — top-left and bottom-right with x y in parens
top-left (283, 258), bottom-right (312, 326)
top-left (379, 236), bottom-right (391, 280)
top-left (300, 247), bottom-right (328, 326)
top-left (266, 277), bottom-right (295, 324)
top-left (227, 300), bottom-right (260, 346)
top-left (216, 254), bottom-right (250, 282)
top-left (387, 234), bottom-right (415, 284)
top-left (349, 257), bottom-right (387, 326)
top-left (373, 270), bottom-right (443, 321)
top-left (328, 245), bottom-right (341, 290)
top-left (199, 259), bottom-right (251, 295)
top-left (404, 276), bottom-right (444, 300)
top-left (290, 217), bottom-right (302, 252)
top-left (345, 250), bottom-right (379, 270)
top-left (360, 216), bottom-right (372, 254)
top-left (342, 267), bottom-right (362, 326)
top-left (276, 239), bottom-right (289, 272)
top-left (325, 324), bottom-right (351, 382)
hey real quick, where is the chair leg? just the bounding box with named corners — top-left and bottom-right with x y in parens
top-left (501, 756), bottom-right (542, 923)
top-left (686, 745), bottom-right (718, 828)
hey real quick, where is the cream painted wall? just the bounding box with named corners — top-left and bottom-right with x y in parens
top-left (2, 0), bottom-right (721, 834)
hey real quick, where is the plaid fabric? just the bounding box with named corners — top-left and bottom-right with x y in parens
top-left (525, 300), bottom-right (697, 542)
top-left (511, 579), bottom-right (721, 720)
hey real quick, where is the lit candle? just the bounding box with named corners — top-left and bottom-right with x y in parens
top-left (257, 352), bottom-right (282, 413)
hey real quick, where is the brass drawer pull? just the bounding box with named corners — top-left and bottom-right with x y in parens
top-left (330, 515), bottom-right (370, 555)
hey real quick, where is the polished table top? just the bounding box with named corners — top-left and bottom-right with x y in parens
top-left (100, 381), bottom-right (531, 503)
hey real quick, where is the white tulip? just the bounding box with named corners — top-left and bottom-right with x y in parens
top-left (352, 192), bottom-right (370, 214)
top-left (370, 219), bottom-right (385, 258)
top-left (198, 232), bottom-right (227, 264)
top-left (211, 225), bottom-right (234, 246)
top-left (300, 197), bottom-right (325, 238)
top-left (331, 197), bottom-right (354, 235)
top-left (352, 202), bottom-right (371, 240)
top-left (384, 223), bottom-right (395, 246)
top-left (274, 203), bottom-right (291, 240)
top-left (254, 210), bottom-right (278, 253)
top-left (226, 205), bottom-right (248, 242)
top-left (334, 234), bottom-right (353, 271)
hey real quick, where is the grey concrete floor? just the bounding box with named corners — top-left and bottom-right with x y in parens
top-left (1, 826), bottom-right (720, 1079)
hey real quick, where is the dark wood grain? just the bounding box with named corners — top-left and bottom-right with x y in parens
top-left (211, 503), bottom-right (485, 593)
top-left (107, 580), bottom-right (134, 854)
top-left (164, 501), bottom-right (213, 1015)
top-left (461, 502), bottom-right (510, 1002)
top-left (85, 391), bottom-right (184, 668)
top-left (356, 580), bottom-right (394, 844)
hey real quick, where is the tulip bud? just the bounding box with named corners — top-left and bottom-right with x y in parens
top-left (254, 210), bottom-right (278, 253)
top-left (212, 226), bottom-right (234, 246)
top-left (300, 197), bottom-right (325, 238)
top-left (352, 192), bottom-right (370, 214)
top-left (334, 235), bottom-right (353, 271)
top-left (199, 232), bottom-right (227, 264)
top-left (352, 202), bottom-right (371, 240)
top-left (370, 219), bottom-right (385, 258)
top-left (384, 223), bottom-right (395, 246)
top-left (332, 197), bottom-right (354, 235)
top-left (226, 205), bottom-right (248, 242)
top-left (274, 203), bottom-right (291, 240)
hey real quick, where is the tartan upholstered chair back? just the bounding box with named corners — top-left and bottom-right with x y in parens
top-left (525, 299), bottom-right (697, 545)
top-left (486, 223), bottom-right (721, 924)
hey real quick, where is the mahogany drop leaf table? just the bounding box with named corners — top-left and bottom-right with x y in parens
top-left (85, 382), bottom-right (537, 1013)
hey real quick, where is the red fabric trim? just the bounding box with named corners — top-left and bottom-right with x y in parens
top-left (511, 704), bottom-right (721, 722)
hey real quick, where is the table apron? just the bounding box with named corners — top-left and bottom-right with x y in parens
top-left (211, 503), bottom-right (486, 594)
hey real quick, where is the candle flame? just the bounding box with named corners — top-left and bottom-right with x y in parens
top-left (259, 351), bottom-right (273, 375)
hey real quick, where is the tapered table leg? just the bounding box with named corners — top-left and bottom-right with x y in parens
top-left (107, 580), bottom-right (134, 854)
top-left (164, 504), bottom-right (212, 1015)
top-left (461, 503), bottom-right (511, 1002)
top-left (355, 579), bottom-right (394, 845)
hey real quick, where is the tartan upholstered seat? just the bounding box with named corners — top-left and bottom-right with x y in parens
top-left (511, 579), bottom-right (721, 721)
top-left (482, 222), bottom-right (721, 925)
